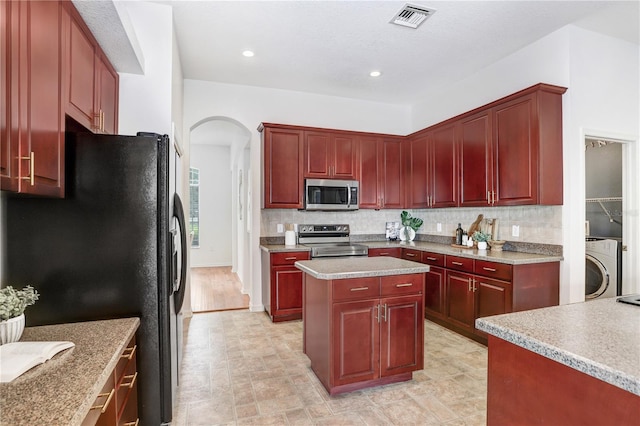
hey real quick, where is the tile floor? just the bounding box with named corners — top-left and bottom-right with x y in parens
top-left (173, 310), bottom-right (488, 425)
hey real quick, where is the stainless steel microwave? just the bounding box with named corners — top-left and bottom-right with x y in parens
top-left (304, 179), bottom-right (359, 211)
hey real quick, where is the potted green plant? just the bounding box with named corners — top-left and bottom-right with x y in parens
top-left (0, 286), bottom-right (39, 344)
top-left (472, 231), bottom-right (492, 250)
top-left (400, 211), bottom-right (424, 241)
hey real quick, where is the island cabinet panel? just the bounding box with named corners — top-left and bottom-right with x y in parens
top-left (260, 124), bottom-right (304, 208)
top-left (368, 247), bottom-right (401, 258)
top-left (303, 273), bottom-right (424, 395)
top-left (487, 336), bottom-right (640, 425)
top-left (1, 0), bottom-right (65, 197)
top-left (304, 131), bottom-right (357, 179)
top-left (262, 250), bottom-right (310, 322)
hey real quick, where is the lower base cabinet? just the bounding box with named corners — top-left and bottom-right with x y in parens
top-left (304, 273), bottom-right (424, 395)
top-left (261, 250), bottom-right (310, 322)
top-left (84, 336), bottom-right (138, 426)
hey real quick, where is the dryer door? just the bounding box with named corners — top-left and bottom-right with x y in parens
top-left (585, 254), bottom-right (610, 299)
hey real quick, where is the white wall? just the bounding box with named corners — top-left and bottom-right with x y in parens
top-left (411, 25), bottom-right (639, 303)
top-left (189, 145), bottom-right (233, 267)
top-left (183, 81), bottom-right (412, 311)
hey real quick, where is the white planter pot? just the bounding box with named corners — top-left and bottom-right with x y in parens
top-left (0, 314), bottom-right (25, 345)
top-left (477, 241), bottom-right (488, 250)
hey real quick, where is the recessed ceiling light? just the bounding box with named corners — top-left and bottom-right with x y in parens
top-left (242, 50), bottom-right (254, 57)
top-left (370, 71), bottom-right (381, 77)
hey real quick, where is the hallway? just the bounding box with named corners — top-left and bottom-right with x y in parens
top-left (190, 267), bottom-right (250, 312)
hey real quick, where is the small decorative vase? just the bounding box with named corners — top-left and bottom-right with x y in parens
top-left (477, 241), bottom-right (488, 250)
top-left (0, 314), bottom-right (25, 345)
top-left (400, 226), bottom-right (416, 242)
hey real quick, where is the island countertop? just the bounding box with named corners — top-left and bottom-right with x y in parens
top-left (0, 317), bottom-right (140, 425)
top-left (295, 256), bottom-right (430, 280)
top-left (476, 297), bottom-right (640, 396)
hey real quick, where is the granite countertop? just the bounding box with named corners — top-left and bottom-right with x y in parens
top-left (295, 256), bottom-right (430, 280)
top-left (260, 240), bottom-right (562, 265)
top-left (0, 317), bottom-right (140, 425)
top-left (476, 298), bottom-right (640, 396)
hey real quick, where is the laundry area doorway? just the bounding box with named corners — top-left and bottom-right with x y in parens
top-left (188, 117), bottom-right (251, 312)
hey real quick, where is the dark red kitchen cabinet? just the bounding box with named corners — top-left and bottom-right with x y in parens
top-left (459, 110), bottom-right (492, 207)
top-left (0, 0), bottom-right (64, 197)
top-left (424, 265), bottom-right (446, 320)
top-left (474, 276), bottom-right (512, 338)
top-left (379, 294), bottom-right (424, 377)
top-left (262, 250), bottom-right (310, 321)
top-left (261, 124), bottom-right (304, 208)
top-left (96, 52), bottom-right (118, 135)
top-left (304, 130), bottom-right (356, 179)
top-left (368, 247), bottom-right (401, 258)
top-left (446, 270), bottom-right (476, 333)
top-left (406, 133), bottom-right (429, 208)
top-left (358, 135), bottom-right (382, 209)
top-left (380, 138), bottom-right (404, 209)
top-left (430, 123), bottom-right (458, 207)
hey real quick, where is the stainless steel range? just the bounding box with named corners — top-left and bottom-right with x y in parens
top-left (298, 224), bottom-right (368, 258)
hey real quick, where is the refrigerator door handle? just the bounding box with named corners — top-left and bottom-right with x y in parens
top-left (172, 193), bottom-right (188, 313)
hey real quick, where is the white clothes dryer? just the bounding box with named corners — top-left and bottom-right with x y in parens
top-left (585, 238), bottom-right (619, 300)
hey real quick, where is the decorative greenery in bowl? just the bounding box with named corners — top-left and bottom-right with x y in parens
top-left (471, 231), bottom-right (492, 242)
top-left (0, 286), bottom-right (39, 321)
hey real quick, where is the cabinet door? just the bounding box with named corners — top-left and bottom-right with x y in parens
top-left (492, 94), bottom-right (537, 205)
top-left (368, 248), bottom-right (401, 258)
top-left (430, 123), bottom-right (458, 207)
top-left (446, 270), bottom-right (475, 331)
top-left (332, 134), bottom-right (357, 179)
top-left (475, 276), bottom-right (512, 321)
top-left (424, 266), bottom-right (446, 319)
top-left (407, 134), bottom-right (429, 208)
top-left (459, 110), bottom-right (492, 207)
top-left (13, 0), bottom-right (64, 197)
top-left (332, 300), bottom-right (379, 386)
top-left (263, 127), bottom-right (303, 208)
top-left (358, 136), bottom-right (382, 209)
top-left (0, 0), bottom-right (16, 191)
top-left (380, 294), bottom-right (424, 376)
top-left (380, 138), bottom-right (404, 209)
top-left (273, 267), bottom-right (303, 316)
top-left (96, 54), bottom-right (118, 135)
top-left (65, 6), bottom-right (96, 131)
top-left (304, 131), bottom-right (330, 178)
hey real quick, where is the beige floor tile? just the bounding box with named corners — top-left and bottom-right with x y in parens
top-left (175, 311), bottom-right (488, 425)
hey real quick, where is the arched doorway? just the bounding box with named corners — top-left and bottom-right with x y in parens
top-left (188, 116), bottom-right (252, 311)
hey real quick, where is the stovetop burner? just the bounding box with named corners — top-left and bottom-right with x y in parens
top-left (298, 224), bottom-right (368, 258)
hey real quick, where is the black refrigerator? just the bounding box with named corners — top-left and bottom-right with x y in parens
top-left (5, 131), bottom-right (187, 425)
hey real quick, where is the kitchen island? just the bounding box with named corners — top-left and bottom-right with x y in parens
top-left (0, 317), bottom-right (139, 425)
top-left (476, 297), bottom-right (640, 425)
top-left (296, 257), bottom-right (430, 395)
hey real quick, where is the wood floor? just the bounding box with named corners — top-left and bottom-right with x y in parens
top-left (190, 266), bottom-right (250, 312)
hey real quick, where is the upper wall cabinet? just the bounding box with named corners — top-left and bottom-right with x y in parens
top-left (459, 84), bottom-right (566, 206)
top-left (1, 0), bottom-right (65, 197)
top-left (1, 1), bottom-right (119, 198)
top-left (63, 2), bottom-right (119, 135)
top-left (261, 123), bottom-right (304, 209)
top-left (304, 131), bottom-right (357, 179)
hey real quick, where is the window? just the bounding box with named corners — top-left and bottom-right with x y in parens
top-left (189, 167), bottom-right (200, 247)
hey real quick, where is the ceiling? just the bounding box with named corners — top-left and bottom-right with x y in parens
top-left (77, 1), bottom-right (639, 107)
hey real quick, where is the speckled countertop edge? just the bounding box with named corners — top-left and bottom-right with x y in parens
top-left (295, 257), bottom-right (430, 280)
top-left (0, 317), bottom-right (140, 425)
top-left (260, 241), bottom-right (562, 265)
top-left (476, 300), bottom-right (640, 396)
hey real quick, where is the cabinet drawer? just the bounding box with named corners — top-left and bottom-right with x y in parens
top-left (446, 255), bottom-right (474, 273)
top-left (401, 249), bottom-right (422, 261)
top-left (475, 260), bottom-right (512, 281)
top-left (381, 274), bottom-right (423, 297)
top-left (271, 251), bottom-right (309, 266)
top-left (368, 247), bottom-right (401, 258)
top-left (332, 277), bottom-right (380, 301)
top-left (422, 252), bottom-right (445, 267)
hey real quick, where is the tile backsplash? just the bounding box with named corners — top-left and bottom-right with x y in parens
top-left (261, 205), bottom-right (562, 246)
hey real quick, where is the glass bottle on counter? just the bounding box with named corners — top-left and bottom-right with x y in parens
top-left (455, 223), bottom-right (463, 245)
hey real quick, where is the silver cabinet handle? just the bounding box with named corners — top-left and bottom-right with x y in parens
top-left (452, 261), bottom-right (463, 266)
top-left (396, 283), bottom-right (413, 288)
top-left (483, 267), bottom-right (497, 272)
top-left (285, 257), bottom-right (297, 260)
top-left (426, 257), bottom-right (437, 261)
top-left (350, 287), bottom-right (369, 292)
top-left (406, 253), bottom-right (417, 257)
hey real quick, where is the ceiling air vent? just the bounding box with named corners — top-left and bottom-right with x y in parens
top-left (390, 3), bottom-right (436, 29)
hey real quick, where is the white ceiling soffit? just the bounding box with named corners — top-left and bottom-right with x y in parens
top-left (390, 3), bottom-right (436, 29)
top-left (71, 0), bottom-right (144, 74)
